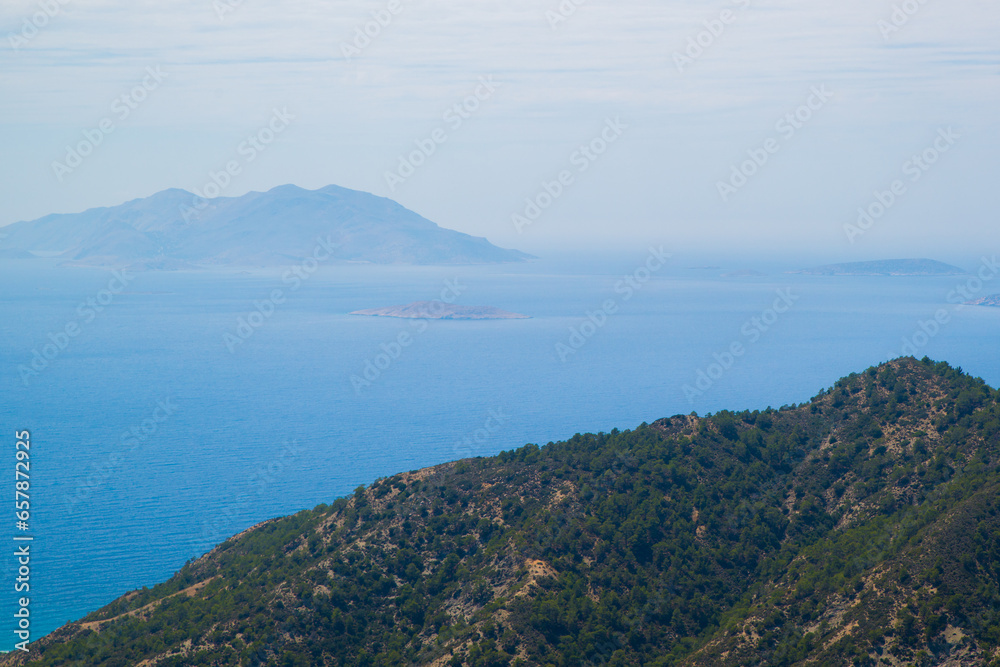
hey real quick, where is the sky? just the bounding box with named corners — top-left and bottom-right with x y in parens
top-left (1, 0), bottom-right (997, 261)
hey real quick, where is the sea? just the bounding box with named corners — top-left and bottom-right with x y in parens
top-left (1, 254), bottom-right (998, 646)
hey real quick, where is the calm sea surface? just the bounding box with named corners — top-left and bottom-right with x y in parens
top-left (1, 257), bottom-right (998, 643)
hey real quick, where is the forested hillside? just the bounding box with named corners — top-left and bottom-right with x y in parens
top-left (7, 357), bottom-right (1000, 666)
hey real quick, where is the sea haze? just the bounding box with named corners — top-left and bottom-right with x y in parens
top-left (1, 257), bottom-right (999, 641)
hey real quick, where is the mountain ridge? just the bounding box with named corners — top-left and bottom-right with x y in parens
top-left (7, 357), bottom-right (1000, 666)
top-left (0, 185), bottom-right (533, 268)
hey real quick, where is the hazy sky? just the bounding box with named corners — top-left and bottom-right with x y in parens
top-left (1, 0), bottom-right (997, 260)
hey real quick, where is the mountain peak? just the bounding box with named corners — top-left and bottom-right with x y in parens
top-left (1, 185), bottom-right (533, 268)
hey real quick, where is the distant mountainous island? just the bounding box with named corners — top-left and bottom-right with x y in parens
top-left (351, 302), bottom-right (530, 320)
top-left (966, 294), bottom-right (1000, 307)
top-left (791, 258), bottom-right (966, 276)
top-left (0, 185), bottom-right (533, 268)
top-left (9, 357), bottom-right (1000, 666)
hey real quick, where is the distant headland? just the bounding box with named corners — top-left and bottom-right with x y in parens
top-left (790, 258), bottom-right (966, 276)
top-left (350, 301), bottom-right (531, 320)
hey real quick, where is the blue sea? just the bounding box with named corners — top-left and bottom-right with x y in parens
top-left (1, 255), bottom-right (998, 646)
